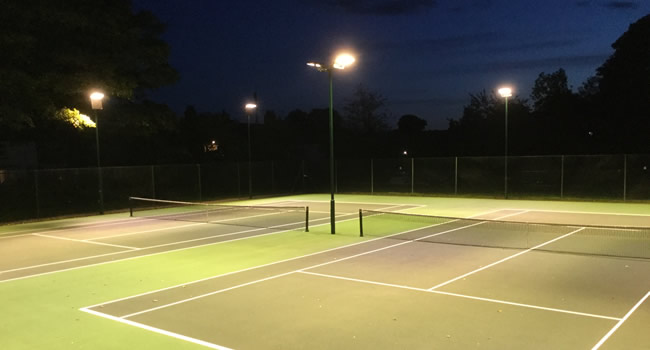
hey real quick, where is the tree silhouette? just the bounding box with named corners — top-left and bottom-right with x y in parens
top-left (595, 14), bottom-right (650, 152)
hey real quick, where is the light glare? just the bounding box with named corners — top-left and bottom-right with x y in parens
top-left (90, 92), bottom-right (104, 101)
top-left (498, 87), bottom-right (513, 98)
top-left (334, 54), bottom-right (355, 68)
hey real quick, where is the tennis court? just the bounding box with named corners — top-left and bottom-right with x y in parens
top-left (1, 195), bottom-right (649, 349)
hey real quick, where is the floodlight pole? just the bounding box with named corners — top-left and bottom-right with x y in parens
top-left (245, 103), bottom-right (257, 200)
top-left (498, 87), bottom-right (512, 200)
top-left (504, 95), bottom-right (509, 199)
top-left (90, 92), bottom-right (105, 214)
top-left (94, 109), bottom-right (104, 214)
top-left (328, 69), bottom-right (335, 235)
top-left (307, 54), bottom-right (355, 235)
top-left (247, 112), bottom-right (252, 199)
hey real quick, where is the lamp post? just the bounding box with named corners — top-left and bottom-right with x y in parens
top-left (245, 103), bottom-right (257, 199)
top-left (90, 91), bottom-right (105, 214)
top-left (498, 87), bottom-right (512, 199)
top-left (307, 53), bottom-right (355, 234)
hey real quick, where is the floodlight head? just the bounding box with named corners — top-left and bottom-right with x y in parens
top-left (245, 103), bottom-right (257, 110)
top-left (90, 92), bottom-right (104, 100)
top-left (498, 87), bottom-right (513, 98)
top-left (90, 91), bottom-right (105, 110)
top-left (333, 54), bottom-right (355, 70)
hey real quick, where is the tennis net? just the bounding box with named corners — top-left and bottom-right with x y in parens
top-left (129, 197), bottom-right (309, 232)
top-left (358, 209), bottom-right (650, 259)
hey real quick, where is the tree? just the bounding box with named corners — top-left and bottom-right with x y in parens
top-left (595, 14), bottom-right (650, 152)
top-left (449, 90), bottom-right (531, 155)
top-left (398, 114), bottom-right (427, 133)
top-left (530, 69), bottom-right (590, 154)
top-left (343, 84), bottom-right (389, 134)
top-left (0, 0), bottom-right (178, 134)
top-left (531, 69), bottom-right (572, 112)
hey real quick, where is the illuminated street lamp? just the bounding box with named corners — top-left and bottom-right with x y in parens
top-left (90, 91), bottom-right (105, 214)
top-left (307, 53), bottom-right (356, 234)
top-left (245, 103), bottom-right (257, 199)
top-left (498, 87), bottom-right (512, 199)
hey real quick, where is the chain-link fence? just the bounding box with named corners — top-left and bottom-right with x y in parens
top-left (1, 154), bottom-right (648, 223)
top-left (0, 161), bottom-right (304, 223)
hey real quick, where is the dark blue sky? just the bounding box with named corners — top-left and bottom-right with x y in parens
top-left (133, 0), bottom-right (649, 129)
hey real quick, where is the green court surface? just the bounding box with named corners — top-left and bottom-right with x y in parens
top-left (1, 194), bottom-right (649, 349)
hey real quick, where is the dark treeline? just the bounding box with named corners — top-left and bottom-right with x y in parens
top-left (1, 2), bottom-right (649, 169)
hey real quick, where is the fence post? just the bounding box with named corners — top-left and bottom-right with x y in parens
top-left (196, 164), bottom-right (202, 201)
top-left (560, 155), bottom-right (564, 198)
top-left (370, 158), bottom-right (374, 195)
top-left (623, 154), bottom-right (627, 202)
top-left (237, 162), bottom-right (241, 198)
top-left (271, 160), bottom-right (275, 194)
top-left (411, 157), bottom-right (415, 194)
top-left (33, 170), bottom-right (40, 218)
top-left (151, 165), bottom-right (156, 199)
top-left (454, 157), bottom-right (458, 195)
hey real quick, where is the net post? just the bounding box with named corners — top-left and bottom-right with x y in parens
top-left (305, 206), bottom-right (309, 232)
top-left (129, 197), bottom-right (133, 217)
top-left (359, 209), bottom-right (363, 237)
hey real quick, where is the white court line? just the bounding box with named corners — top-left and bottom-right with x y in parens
top-left (32, 233), bottom-right (139, 250)
top-left (80, 205), bottom-right (421, 309)
top-left (84, 209), bottom-right (518, 311)
top-left (298, 270), bottom-right (621, 321)
top-left (120, 271), bottom-right (297, 319)
top-left (427, 227), bottom-right (586, 291)
top-left (0, 216), bottom-right (162, 240)
top-left (492, 209), bottom-right (530, 219)
top-left (0, 218), bottom-right (307, 277)
top-left (1, 204), bottom-right (382, 283)
top-left (503, 208), bottom-right (650, 218)
top-left (591, 291), bottom-right (650, 349)
top-left (3, 210), bottom-right (315, 274)
top-left (0, 206), bottom-right (507, 280)
top-left (465, 208), bottom-right (524, 219)
top-left (94, 217), bottom-right (496, 317)
top-left (80, 307), bottom-right (232, 350)
top-left (88, 222), bottom-right (206, 240)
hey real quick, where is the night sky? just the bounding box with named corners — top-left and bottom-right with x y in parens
top-left (133, 0), bottom-right (649, 129)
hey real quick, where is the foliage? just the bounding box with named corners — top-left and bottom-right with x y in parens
top-left (0, 0), bottom-right (178, 133)
top-left (448, 90), bottom-right (531, 156)
top-left (343, 84), bottom-right (389, 134)
top-left (398, 114), bottom-right (427, 133)
top-left (530, 69), bottom-right (572, 112)
top-left (54, 108), bottom-right (96, 129)
top-left (595, 14), bottom-right (650, 152)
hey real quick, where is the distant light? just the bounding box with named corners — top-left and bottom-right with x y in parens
top-left (245, 103), bottom-right (257, 110)
top-left (211, 140), bottom-right (216, 144)
top-left (498, 87), bottom-right (512, 98)
top-left (403, 150), bottom-right (408, 155)
top-left (333, 54), bottom-right (355, 70)
top-left (307, 62), bottom-right (322, 68)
